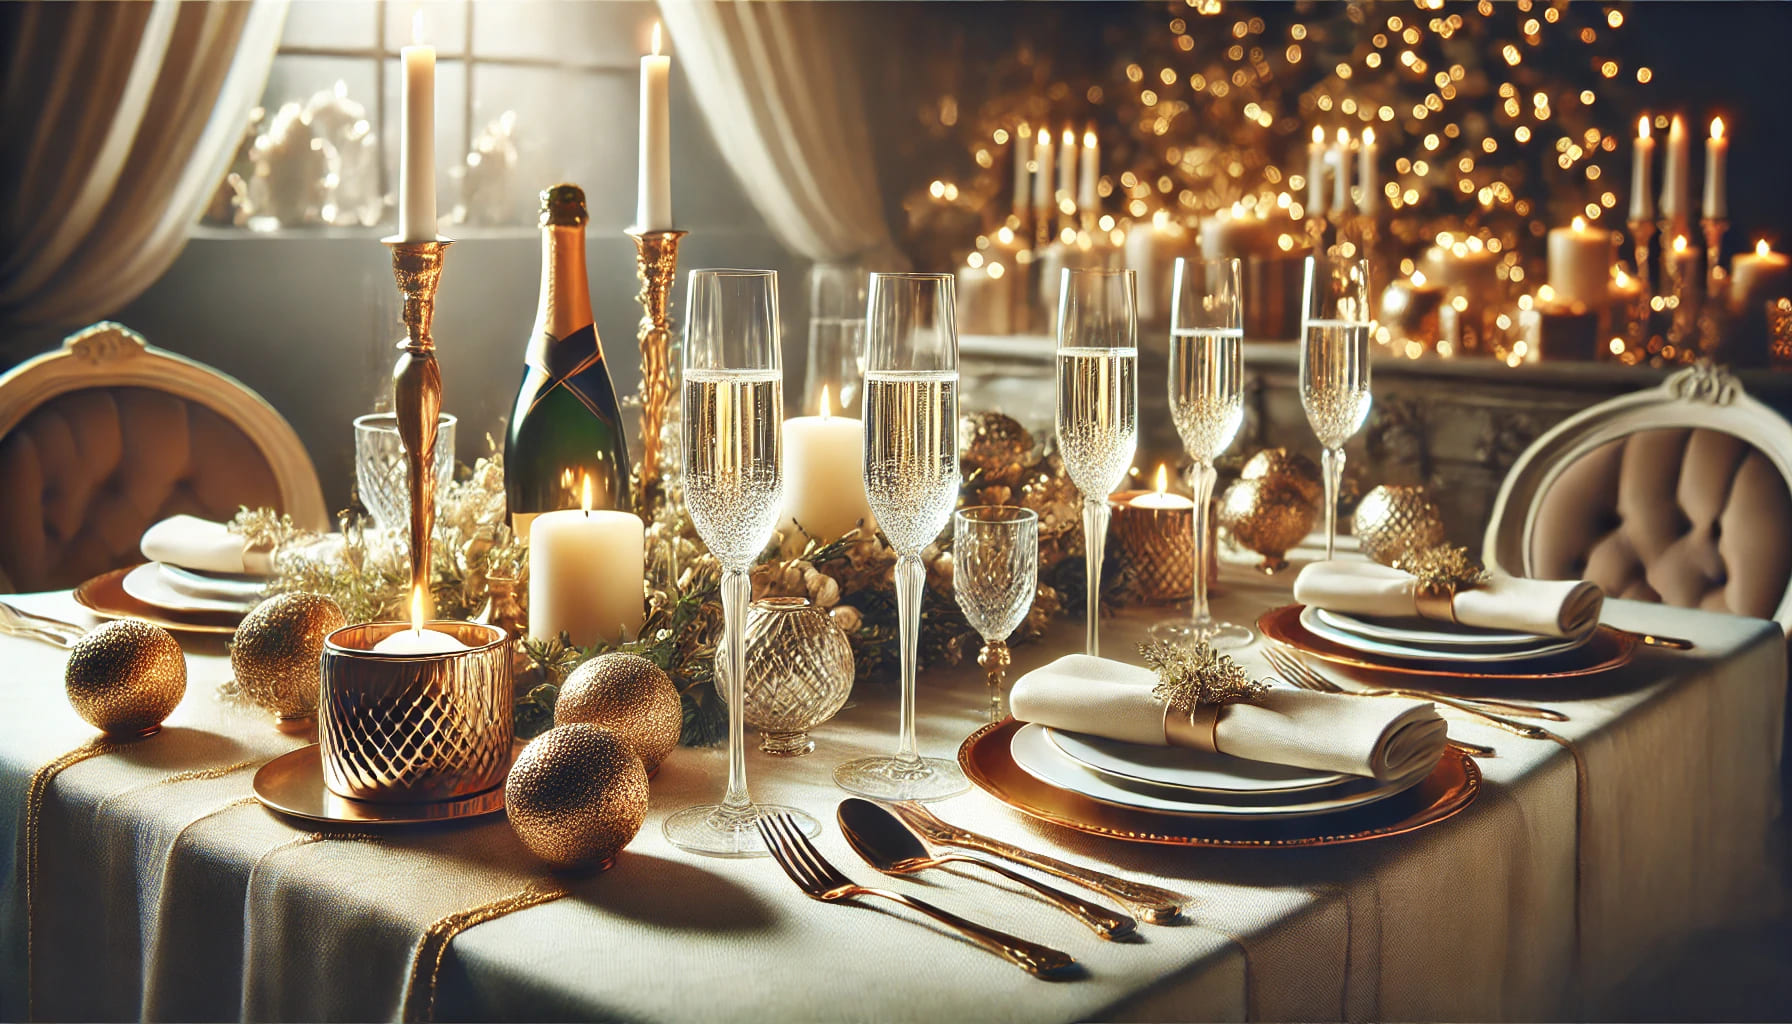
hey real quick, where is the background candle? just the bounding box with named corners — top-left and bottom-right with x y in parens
top-left (1358, 127), bottom-right (1380, 215)
top-left (528, 479), bottom-right (646, 647)
top-left (780, 387), bottom-right (875, 543)
top-left (1331, 128), bottom-right (1352, 216)
top-left (1011, 123), bottom-right (1031, 220)
top-left (1547, 217), bottom-right (1614, 311)
top-left (1730, 240), bottom-right (1791, 313)
top-left (1306, 126), bottom-right (1327, 217)
top-left (1056, 126), bottom-right (1076, 211)
top-left (1078, 127), bottom-right (1099, 213)
top-left (636, 22), bottom-right (672, 230)
top-left (1031, 130), bottom-right (1054, 216)
top-left (1630, 117), bottom-right (1655, 222)
top-left (1703, 117), bottom-right (1728, 221)
top-left (1660, 115), bottom-right (1691, 226)
top-left (398, 13), bottom-right (435, 242)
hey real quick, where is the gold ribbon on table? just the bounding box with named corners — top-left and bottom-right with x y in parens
top-left (1393, 544), bottom-right (1492, 624)
top-left (1141, 638), bottom-right (1271, 753)
top-left (402, 881), bottom-right (570, 1023)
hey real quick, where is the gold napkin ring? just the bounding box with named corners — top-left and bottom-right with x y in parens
top-left (1413, 581), bottom-right (1458, 623)
top-left (1162, 703), bottom-right (1222, 753)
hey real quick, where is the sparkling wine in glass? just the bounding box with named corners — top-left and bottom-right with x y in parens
top-left (664, 269), bottom-right (819, 856)
top-left (1152, 258), bottom-right (1250, 649)
top-left (1054, 268), bottom-right (1139, 656)
top-left (1300, 255), bottom-right (1374, 560)
top-left (953, 505), bottom-right (1038, 722)
top-left (834, 272), bottom-right (969, 802)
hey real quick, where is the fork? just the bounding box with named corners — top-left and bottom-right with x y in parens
top-left (1265, 647), bottom-right (1554, 742)
top-left (0, 602), bottom-right (84, 648)
top-left (755, 812), bottom-right (1077, 978)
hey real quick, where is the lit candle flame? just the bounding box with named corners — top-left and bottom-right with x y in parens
top-left (1335, 127), bottom-right (1349, 146)
top-left (1154, 464), bottom-right (1169, 497)
top-left (410, 585), bottom-right (425, 634)
top-left (1710, 116), bottom-right (1724, 141)
top-left (1759, 239), bottom-right (1773, 257)
top-left (581, 473), bottom-right (593, 515)
top-left (1312, 125), bottom-right (1325, 144)
top-left (411, 9), bottom-right (424, 45)
top-left (651, 21), bottom-right (662, 56)
top-left (1638, 116), bottom-right (1650, 140)
top-left (1062, 126), bottom-right (1074, 146)
top-left (1411, 270), bottom-right (1428, 287)
top-left (1362, 126), bottom-right (1375, 146)
top-left (1083, 129), bottom-right (1097, 148)
top-left (1673, 235), bottom-right (1688, 253)
top-left (819, 384), bottom-right (832, 420)
top-left (1572, 215), bottom-right (1587, 231)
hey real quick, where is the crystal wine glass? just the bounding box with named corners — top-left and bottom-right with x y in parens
top-left (1299, 255), bottom-right (1375, 560)
top-left (953, 505), bottom-right (1039, 723)
top-left (1054, 267), bottom-right (1139, 656)
top-left (664, 269), bottom-right (819, 855)
top-left (834, 272), bottom-right (970, 801)
top-left (1151, 258), bottom-right (1250, 649)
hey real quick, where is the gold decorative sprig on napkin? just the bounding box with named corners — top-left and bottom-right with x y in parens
top-left (1393, 543), bottom-right (1491, 593)
top-left (227, 507), bottom-right (317, 554)
top-left (1139, 638), bottom-right (1270, 715)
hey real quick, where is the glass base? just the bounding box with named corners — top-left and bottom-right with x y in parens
top-left (662, 802), bottom-right (820, 858)
top-left (833, 755), bottom-right (969, 802)
top-left (1148, 618), bottom-right (1255, 650)
top-left (759, 730), bottom-right (815, 757)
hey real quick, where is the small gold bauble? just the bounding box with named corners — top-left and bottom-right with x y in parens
top-left (1217, 477), bottom-right (1319, 573)
top-left (230, 593), bottom-right (346, 723)
top-left (506, 724), bottom-right (649, 870)
top-left (65, 619), bottom-right (187, 736)
top-left (555, 653), bottom-right (682, 773)
top-left (958, 411), bottom-right (1032, 483)
top-left (1353, 485), bottom-right (1447, 566)
top-left (1240, 448), bottom-right (1324, 508)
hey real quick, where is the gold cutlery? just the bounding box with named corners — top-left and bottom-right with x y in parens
top-left (838, 798), bottom-right (1136, 940)
top-left (1623, 630), bottom-right (1694, 651)
top-left (889, 801), bottom-right (1186, 924)
top-left (1266, 647), bottom-right (1555, 741)
top-left (756, 812), bottom-right (1076, 977)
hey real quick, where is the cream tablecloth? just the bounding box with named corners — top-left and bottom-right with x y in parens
top-left (0, 554), bottom-right (1784, 1022)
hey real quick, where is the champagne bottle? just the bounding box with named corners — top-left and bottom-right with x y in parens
top-left (504, 184), bottom-right (632, 538)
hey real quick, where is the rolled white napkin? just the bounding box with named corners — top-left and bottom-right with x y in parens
top-left (1009, 654), bottom-right (1447, 782)
top-left (1293, 559), bottom-right (1603, 639)
top-left (140, 515), bottom-right (273, 577)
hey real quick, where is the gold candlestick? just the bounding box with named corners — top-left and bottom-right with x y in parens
top-left (1628, 218), bottom-right (1656, 296)
top-left (1702, 217), bottom-right (1729, 299)
top-left (626, 228), bottom-right (687, 507)
top-left (384, 236), bottom-right (452, 616)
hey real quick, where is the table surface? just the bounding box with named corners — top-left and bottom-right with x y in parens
top-left (1, 544), bottom-right (1786, 1023)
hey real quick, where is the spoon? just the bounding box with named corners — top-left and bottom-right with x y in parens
top-left (837, 798), bottom-right (1137, 940)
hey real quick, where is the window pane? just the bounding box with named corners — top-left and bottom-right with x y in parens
top-left (471, 0), bottom-right (650, 67)
top-left (468, 65), bottom-right (633, 227)
top-left (281, 1), bottom-right (379, 51)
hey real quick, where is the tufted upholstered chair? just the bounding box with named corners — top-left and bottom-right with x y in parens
top-left (1485, 363), bottom-right (1792, 633)
top-left (0, 322), bottom-right (326, 593)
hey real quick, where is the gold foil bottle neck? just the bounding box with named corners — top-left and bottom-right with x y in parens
top-left (540, 184), bottom-right (589, 228)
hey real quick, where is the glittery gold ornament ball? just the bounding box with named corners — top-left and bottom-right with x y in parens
top-left (958, 411), bottom-right (1032, 482)
top-left (1353, 485), bottom-right (1447, 566)
top-left (1240, 448), bottom-right (1324, 508)
top-left (506, 724), bottom-right (648, 870)
top-left (1218, 477), bottom-right (1319, 572)
top-left (230, 593), bottom-right (346, 722)
top-left (65, 619), bottom-right (187, 736)
top-left (555, 653), bottom-right (682, 773)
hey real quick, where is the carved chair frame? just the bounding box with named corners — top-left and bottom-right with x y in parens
top-left (1484, 362), bottom-right (1792, 632)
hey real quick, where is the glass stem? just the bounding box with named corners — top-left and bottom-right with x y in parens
top-left (1082, 496), bottom-right (1110, 656)
top-left (894, 553), bottom-right (925, 768)
top-left (1190, 460), bottom-right (1218, 631)
top-left (1321, 446), bottom-right (1345, 560)
top-left (720, 565), bottom-right (751, 812)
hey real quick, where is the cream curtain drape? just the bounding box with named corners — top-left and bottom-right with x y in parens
top-left (658, 1), bottom-right (903, 268)
top-left (0, 0), bottom-right (285, 331)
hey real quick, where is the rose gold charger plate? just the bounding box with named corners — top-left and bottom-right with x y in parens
top-left (1257, 603), bottom-right (1635, 683)
top-left (253, 743), bottom-right (513, 825)
top-left (959, 719), bottom-right (1479, 848)
top-left (75, 565), bottom-right (248, 635)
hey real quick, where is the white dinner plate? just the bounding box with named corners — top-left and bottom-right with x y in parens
top-left (124, 563), bottom-right (263, 615)
top-left (1314, 608), bottom-right (1543, 648)
top-left (1300, 607), bottom-right (1585, 664)
top-left (1009, 724), bottom-right (1431, 820)
top-left (1046, 728), bottom-right (1352, 797)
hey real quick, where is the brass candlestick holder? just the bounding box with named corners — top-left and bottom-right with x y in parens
top-left (626, 228), bottom-right (687, 509)
top-left (1702, 217), bottom-right (1730, 299)
top-left (384, 236), bottom-right (452, 616)
top-left (1628, 218), bottom-right (1656, 295)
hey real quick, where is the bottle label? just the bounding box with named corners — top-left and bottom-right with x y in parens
top-left (521, 326), bottom-right (608, 419)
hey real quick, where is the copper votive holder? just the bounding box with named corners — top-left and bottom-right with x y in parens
top-left (319, 621), bottom-right (513, 803)
top-left (1109, 491), bottom-right (1216, 604)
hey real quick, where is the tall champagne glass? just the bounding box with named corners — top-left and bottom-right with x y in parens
top-left (665, 270), bottom-right (819, 855)
top-left (1151, 258), bottom-right (1250, 648)
top-left (1299, 255), bottom-right (1374, 560)
top-left (834, 273), bottom-right (969, 801)
top-left (1054, 267), bottom-right (1139, 656)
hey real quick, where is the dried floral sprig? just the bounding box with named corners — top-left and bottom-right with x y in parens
top-left (228, 507), bottom-right (317, 552)
top-left (1139, 638), bottom-right (1270, 716)
top-left (1394, 543), bottom-right (1491, 593)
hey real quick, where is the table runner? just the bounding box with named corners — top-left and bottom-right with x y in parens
top-left (1, 559), bottom-right (1784, 1022)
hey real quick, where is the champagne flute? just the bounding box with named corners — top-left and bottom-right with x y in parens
top-left (1151, 258), bottom-right (1250, 648)
top-left (1299, 255), bottom-right (1374, 560)
top-left (834, 272), bottom-right (969, 802)
top-left (1054, 267), bottom-right (1139, 656)
top-left (664, 269), bottom-right (819, 855)
top-left (953, 505), bottom-right (1039, 722)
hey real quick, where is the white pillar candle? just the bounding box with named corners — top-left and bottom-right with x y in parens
top-left (1078, 127), bottom-right (1099, 212)
top-left (1358, 127), bottom-right (1380, 215)
top-left (1130, 466), bottom-right (1195, 510)
top-left (780, 387), bottom-right (876, 543)
top-left (1011, 123), bottom-right (1032, 219)
top-left (1306, 126), bottom-right (1328, 217)
top-left (635, 22), bottom-right (673, 230)
top-left (1547, 217), bottom-right (1613, 311)
top-left (1660, 115), bottom-right (1691, 226)
top-left (372, 588), bottom-right (469, 654)
top-left (1331, 128), bottom-right (1352, 217)
top-left (397, 13), bottom-right (436, 242)
top-left (1420, 233), bottom-right (1501, 306)
top-left (1630, 117), bottom-right (1655, 223)
top-left (1057, 126), bottom-right (1077, 213)
top-left (1032, 130), bottom-right (1054, 216)
top-left (1704, 117), bottom-right (1728, 221)
top-left (1730, 240), bottom-right (1792, 313)
top-left (528, 477), bottom-right (646, 647)
top-left (1125, 209), bottom-right (1194, 322)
